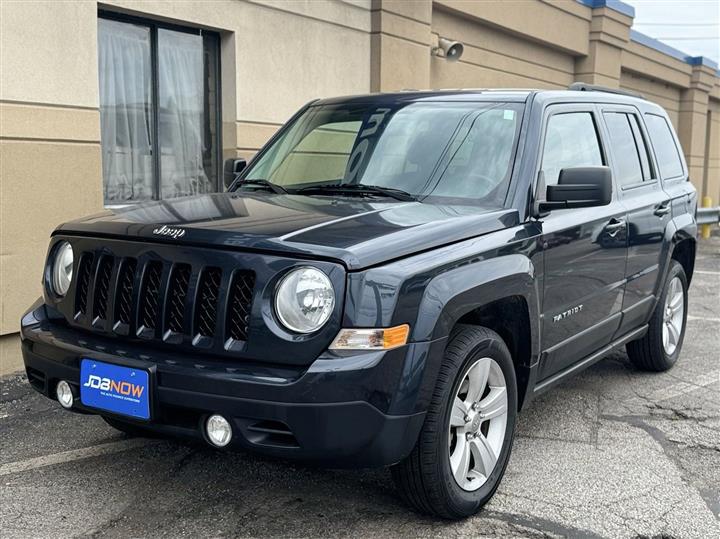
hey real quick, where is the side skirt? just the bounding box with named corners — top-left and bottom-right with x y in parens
top-left (529, 324), bottom-right (648, 400)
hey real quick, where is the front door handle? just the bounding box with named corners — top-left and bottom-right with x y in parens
top-left (604, 218), bottom-right (626, 237)
top-left (654, 203), bottom-right (671, 217)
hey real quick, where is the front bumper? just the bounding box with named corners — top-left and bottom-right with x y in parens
top-left (21, 302), bottom-right (446, 467)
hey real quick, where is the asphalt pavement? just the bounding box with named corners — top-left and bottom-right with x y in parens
top-left (1, 237), bottom-right (718, 538)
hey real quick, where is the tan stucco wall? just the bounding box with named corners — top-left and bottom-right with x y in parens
top-left (0, 0), bottom-right (718, 374)
top-left (705, 98), bottom-right (720, 204)
top-left (0, 0), bottom-right (104, 348)
top-left (620, 71), bottom-right (681, 126)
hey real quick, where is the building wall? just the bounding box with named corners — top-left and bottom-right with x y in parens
top-left (0, 1), bottom-right (104, 345)
top-left (1, 0), bottom-right (718, 373)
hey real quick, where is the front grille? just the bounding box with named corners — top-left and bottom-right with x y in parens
top-left (194, 267), bottom-right (222, 339)
top-left (227, 271), bottom-right (255, 342)
top-left (115, 258), bottom-right (136, 326)
top-left (138, 261), bottom-right (163, 337)
top-left (75, 253), bottom-right (94, 317)
top-left (66, 250), bottom-right (256, 352)
top-left (92, 255), bottom-right (114, 324)
top-left (165, 264), bottom-right (191, 335)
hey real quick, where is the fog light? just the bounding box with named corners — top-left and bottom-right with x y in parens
top-left (56, 380), bottom-right (74, 409)
top-left (206, 414), bottom-right (232, 447)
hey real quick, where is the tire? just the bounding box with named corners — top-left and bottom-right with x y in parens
top-left (626, 260), bottom-right (688, 372)
top-left (391, 325), bottom-right (518, 519)
top-left (102, 416), bottom-right (153, 438)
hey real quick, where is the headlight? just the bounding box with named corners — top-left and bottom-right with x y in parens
top-left (274, 267), bottom-right (335, 333)
top-left (51, 241), bottom-right (74, 297)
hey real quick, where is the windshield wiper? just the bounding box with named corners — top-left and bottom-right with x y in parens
top-left (237, 179), bottom-right (288, 194)
top-left (295, 183), bottom-right (416, 202)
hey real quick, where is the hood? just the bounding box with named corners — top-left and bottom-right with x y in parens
top-left (56, 193), bottom-right (519, 269)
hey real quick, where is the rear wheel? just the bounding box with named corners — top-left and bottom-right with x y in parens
top-left (627, 261), bottom-right (688, 371)
top-left (391, 326), bottom-right (517, 519)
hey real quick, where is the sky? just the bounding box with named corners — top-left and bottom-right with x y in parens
top-left (625, 0), bottom-right (720, 65)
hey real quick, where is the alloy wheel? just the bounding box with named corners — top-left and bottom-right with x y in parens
top-left (448, 356), bottom-right (508, 492)
top-left (662, 276), bottom-right (684, 355)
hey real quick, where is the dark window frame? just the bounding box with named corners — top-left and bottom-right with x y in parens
top-left (536, 106), bottom-right (608, 192)
top-left (643, 112), bottom-right (686, 183)
top-left (599, 105), bottom-right (660, 191)
top-left (98, 10), bottom-right (223, 201)
top-left (602, 111), bottom-right (654, 190)
top-left (627, 114), bottom-right (655, 182)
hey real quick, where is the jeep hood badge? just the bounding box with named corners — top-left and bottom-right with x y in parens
top-left (152, 225), bottom-right (186, 239)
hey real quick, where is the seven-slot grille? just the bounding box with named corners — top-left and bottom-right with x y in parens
top-left (71, 253), bottom-right (255, 349)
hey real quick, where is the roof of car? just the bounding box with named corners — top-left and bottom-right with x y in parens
top-left (313, 88), bottom-right (653, 108)
top-left (314, 89), bottom-right (533, 105)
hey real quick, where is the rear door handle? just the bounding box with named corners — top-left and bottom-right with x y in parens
top-left (654, 203), bottom-right (671, 217)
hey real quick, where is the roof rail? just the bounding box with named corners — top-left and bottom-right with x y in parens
top-left (568, 82), bottom-right (644, 99)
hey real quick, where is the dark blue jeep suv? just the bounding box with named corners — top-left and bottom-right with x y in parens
top-left (21, 85), bottom-right (697, 518)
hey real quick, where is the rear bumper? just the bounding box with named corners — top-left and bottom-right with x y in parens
top-left (21, 302), bottom-right (445, 467)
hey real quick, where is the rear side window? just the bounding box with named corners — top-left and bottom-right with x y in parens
top-left (541, 112), bottom-right (603, 185)
top-left (644, 114), bottom-right (684, 180)
top-left (628, 115), bottom-right (654, 180)
top-left (603, 112), bottom-right (645, 187)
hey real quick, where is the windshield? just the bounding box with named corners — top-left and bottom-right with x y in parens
top-left (241, 101), bottom-right (524, 205)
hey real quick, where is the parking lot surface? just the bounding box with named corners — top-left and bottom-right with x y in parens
top-left (1, 237), bottom-right (718, 538)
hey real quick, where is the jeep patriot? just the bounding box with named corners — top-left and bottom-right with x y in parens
top-left (21, 85), bottom-right (697, 518)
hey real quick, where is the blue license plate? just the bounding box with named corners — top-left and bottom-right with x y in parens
top-left (80, 359), bottom-right (150, 420)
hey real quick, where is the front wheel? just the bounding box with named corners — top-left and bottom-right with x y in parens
top-left (391, 326), bottom-right (517, 519)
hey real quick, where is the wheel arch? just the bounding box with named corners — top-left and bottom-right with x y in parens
top-left (660, 213), bottom-right (697, 291)
top-left (670, 236), bottom-right (696, 285)
top-left (412, 254), bottom-right (541, 410)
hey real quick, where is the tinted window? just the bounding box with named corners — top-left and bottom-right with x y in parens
top-left (246, 102), bottom-right (524, 205)
top-left (424, 107), bottom-right (520, 200)
top-left (266, 121), bottom-right (361, 183)
top-left (541, 112), bottom-right (603, 185)
top-left (628, 115), bottom-right (654, 180)
top-left (644, 114), bottom-right (684, 179)
top-left (604, 112), bottom-right (643, 187)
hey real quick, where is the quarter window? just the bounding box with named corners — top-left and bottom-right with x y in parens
top-left (98, 15), bottom-right (221, 204)
top-left (541, 112), bottom-right (603, 186)
top-left (644, 114), bottom-right (684, 180)
top-left (603, 112), bottom-right (644, 187)
top-left (628, 115), bottom-right (654, 181)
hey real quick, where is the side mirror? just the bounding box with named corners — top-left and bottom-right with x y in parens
top-left (539, 166), bottom-right (612, 213)
top-left (223, 158), bottom-right (247, 188)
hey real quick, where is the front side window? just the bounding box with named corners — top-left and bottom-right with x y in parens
top-left (541, 112), bottom-right (603, 186)
top-left (244, 102), bottom-right (524, 205)
top-left (98, 16), bottom-right (220, 204)
top-left (644, 114), bottom-right (684, 180)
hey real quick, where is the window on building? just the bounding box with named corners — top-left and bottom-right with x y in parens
top-left (644, 114), bottom-right (684, 180)
top-left (541, 112), bottom-right (603, 185)
top-left (98, 15), bottom-right (220, 204)
top-left (603, 112), bottom-right (644, 187)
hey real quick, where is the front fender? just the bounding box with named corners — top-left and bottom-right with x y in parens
top-left (342, 226), bottom-right (542, 415)
top-left (413, 254), bottom-right (540, 349)
top-left (343, 226), bottom-right (541, 354)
